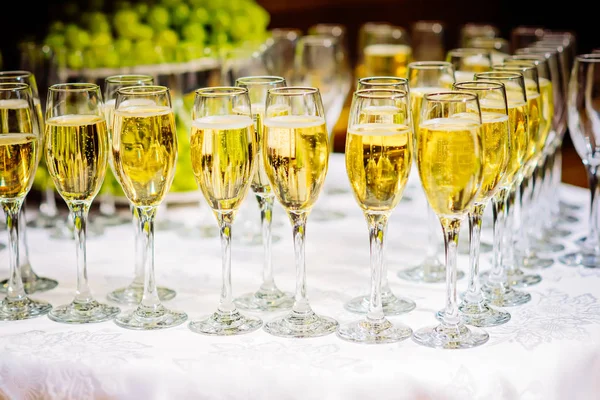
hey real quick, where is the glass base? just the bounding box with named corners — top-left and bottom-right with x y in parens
top-left (559, 214), bottom-right (579, 225)
top-left (397, 261), bottom-right (465, 283)
top-left (0, 274), bottom-right (58, 294)
top-left (49, 220), bottom-right (105, 240)
top-left (237, 231), bottom-right (282, 247)
top-left (344, 291), bottom-right (416, 315)
top-left (155, 219), bottom-right (186, 232)
top-left (115, 304), bottom-right (187, 330)
top-left (189, 308), bottom-right (262, 336)
top-left (544, 228), bottom-right (572, 239)
top-left (92, 212), bottom-right (131, 227)
top-left (560, 200), bottom-right (581, 211)
top-left (531, 241), bottom-right (565, 254)
top-left (336, 317), bottom-right (412, 344)
top-left (49, 300), bottom-right (120, 324)
top-left (177, 223), bottom-right (219, 239)
top-left (234, 288), bottom-right (294, 312)
top-left (0, 296), bottom-right (52, 321)
top-left (26, 214), bottom-right (60, 229)
top-left (412, 323), bottom-right (489, 349)
top-left (309, 208), bottom-right (346, 222)
top-left (481, 268), bottom-right (541, 288)
top-left (481, 282), bottom-right (531, 307)
top-left (521, 254), bottom-right (555, 269)
top-left (263, 309), bottom-right (338, 338)
top-left (436, 300), bottom-right (511, 327)
top-left (559, 252), bottom-right (600, 268)
top-left (107, 285), bottom-right (177, 305)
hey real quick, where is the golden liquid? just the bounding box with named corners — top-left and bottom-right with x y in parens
top-left (524, 91), bottom-right (542, 170)
top-left (539, 77), bottom-right (553, 153)
top-left (0, 133), bottom-right (37, 199)
top-left (364, 44), bottom-right (413, 78)
top-left (358, 105), bottom-right (408, 125)
top-left (263, 115), bottom-right (329, 212)
top-left (0, 99), bottom-right (35, 135)
top-left (346, 123), bottom-right (412, 212)
top-left (190, 115), bottom-right (256, 212)
top-left (410, 87), bottom-right (448, 134)
top-left (417, 117), bottom-right (482, 217)
top-left (112, 106), bottom-right (177, 207)
top-left (45, 115), bottom-right (108, 203)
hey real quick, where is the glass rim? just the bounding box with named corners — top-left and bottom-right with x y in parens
top-left (0, 82), bottom-right (30, 92)
top-left (117, 85), bottom-right (169, 96)
top-left (354, 88), bottom-right (409, 99)
top-left (297, 34), bottom-right (337, 46)
top-left (267, 86), bottom-right (319, 96)
top-left (575, 54), bottom-right (600, 63)
top-left (358, 76), bottom-right (408, 84)
top-left (453, 80), bottom-right (505, 92)
top-left (195, 86), bottom-right (247, 97)
top-left (105, 74), bottom-right (154, 84)
top-left (49, 83), bottom-right (100, 92)
top-left (516, 47), bottom-right (558, 57)
top-left (494, 63), bottom-right (537, 72)
top-left (505, 54), bottom-right (548, 65)
top-left (235, 76), bottom-right (286, 86)
top-left (424, 91), bottom-right (479, 102)
top-left (0, 70), bottom-right (33, 79)
top-left (309, 23), bottom-right (347, 34)
top-left (474, 71), bottom-right (524, 81)
top-left (408, 61), bottom-right (453, 70)
top-left (447, 47), bottom-right (492, 56)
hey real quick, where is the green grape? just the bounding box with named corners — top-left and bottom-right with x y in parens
top-left (104, 47), bottom-right (120, 68)
top-left (229, 15), bottom-right (251, 41)
top-left (134, 3), bottom-right (149, 19)
top-left (211, 9), bottom-right (232, 30)
top-left (189, 7), bottom-right (209, 24)
top-left (209, 31), bottom-right (229, 47)
top-left (134, 24), bottom-right (154, 40)
top-left (160, 0), bottom-right (182, 7)
top-left (113, 10), bottom-right (140, 37)
top-left (87, 12), bottom-right (111, 34)
top-left (89, 32), bottom-right (113, 47)
top-left (65, 26), bottom-right (91, 49)
top-left (66, 50), bottom-right (84, 69)
top-left (114, 37), bottom-right (132, 53)
top-left (44, 33), bottom-right (65, 49)
top-left (171, 3), bottom-right (190, 27)
top-left (182, 24), bottom-right (206, 42)
top-left (49, 21), bottom-right (65, 34)
top-left (147, 6), bottom-right (170, 30)
top-left (133, 39), bottom-right (158, 64)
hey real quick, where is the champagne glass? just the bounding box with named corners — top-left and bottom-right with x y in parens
top-left (344, 76), bottom-right (416, 315)
top-left (0, 71), bottom-right (58, 295)
top-left (412, 91), bottom-right (489, 349)
top-left (491, 63), bottom-right (548, 283)
top-left (446, 48), bottom-right (493, 82)
top-left (459, 23), bottom-right (500, 47)
top-left (111, 85), bottom-right (186, 329)
top-left (473, 71), bottom-right (532, 307)
top-left (337, 89), bottom-right (414, 343)
top-left (362, 25), bottom-right (413, 79)
top-left (356, 22), bottom-right (394, 79)
top-left (263, 28), bottom-right (303, 83)
top-left (0, 82), bottom-right (51, 320)
top-left (439, 81), bottom-right (511, 327)
top-left (510, 26), bottom-right (545, 53)
top-left (103, 75), bottom-right (176, 305)
top-left (559, 54), bottom-right (600, 268)
top-left (233, 76), bottom-right (294, 312)
top-left (397, 61), bottom-right (462, 283)
top-left (188, 87), bottom-right (262, 335)
top-left (466, 37), bottom-right (510, 65)
top-left (45, 83), bottom-right (120, 323)
top-left (411, 20), bottom-right (445, 62)
top-left (221, 46), bottom-right (269, 86)
top-left (262, 87), bottom-right (338, 338)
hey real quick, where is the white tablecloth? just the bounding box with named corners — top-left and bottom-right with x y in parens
top-left (0, 153), bottom-right (596, 400)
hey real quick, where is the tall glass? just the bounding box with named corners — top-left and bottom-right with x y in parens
top-left (102, 75), bottom-right (176, 305)
top-left (233, 76), bottom-right (294, 312)
top-left (510, 26), bottom-right (545, 53)
top-left (111, 85), bottom-right (186, 329)
top-left (263, 28), bottom-right (302, 83)
top-left (411, 21), bottom-right (445, 62)
top-left (459, 23), bottom-right (500, 47)
top-left (444, 81), bottom-right (511, 327)
top-left (0, 71), bottom-right (58, 294)
top-left (337, 89), bottom-right (414, 343)
top-left (187, 87), bottom-right (262, 335)
top-left (412, 91), bottom-right (489, 349)
top-left (262, 87), bottom-right (338, 338)
top-left (356, 22), bottom-right (393, 79)
top-left (361, 25), bottom-right (413, 78)
top-left (398, 61), bottom-right (461, 283)
top-left (473, 72), bottom-right (532, 307)
top-left (45, 83), bottom-right (120, 323)
top-left (466, 37), bottom-right (510, 65)
top-left (446, 48), bottom-right (493, 82)
top-left (0, 82), bottom-right (51, 320)
top-left (559, 54), bottom-right (600, 268)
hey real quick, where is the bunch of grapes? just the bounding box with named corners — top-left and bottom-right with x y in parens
top-left (43, 0), bottom-right (270, 69)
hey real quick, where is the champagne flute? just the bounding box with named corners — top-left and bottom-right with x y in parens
top-left (337, 89), bottom-right (414, 343)
top-left (233, 76), bottom-right (294, 312)
top-left (45, 83), bottom-right (120, 323)
top-left (262, 87), bottom-right (338, 338)
top-left (440, 80), bottom-right (511, 327)
top-left (510, 26), bottom-right (545, 53)
top-left (356, 22), bottom-right (394, 79)
top-left (446, 48), bottom-right (493, 82)
top-left (362, 25), bottom-right (413, 79)
top-left (559, 54), bottom-right (600, 268)
top-left (0, 71), bottom-right (58, 294)
top-left (188, 87), bottom-right (262, 335)
top-left (412, 91), bottom-right (489, 349)
top-left (459, 23), bottom-right (500, 47)
top-left (411, 20), bottom-right (445, 62)
top-left (473, 71), bottom-right (532, 307)
top-left (0, 82), bottom-right (51, 320)
top-left (263, 28), bottom-right (302, 83)
top-left (344, 76), bottom-right (417, 316)
top-left (111, 85), bottom-right (186, 329)
top-left (397, 61), bottom-right (462, 283)
top-left (103, 75), bottom-right (176, 305)
top-left (465, 37), bottom-right (510, 65)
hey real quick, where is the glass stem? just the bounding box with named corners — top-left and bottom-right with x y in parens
top-left (551, 147), bottom-right (563, 222)
top-left (424, 205), bottom-right (440, 275)
top-left (131, 206), bottom-right (144, 287)
top-left (100, 193), bottom-right (117, 216)
top-left (217, 211), bottom-right (235, 313)
top-left (290, 211), bottom-right (310, 314)
top-left (365, 212), bottom-right (389, 322)
top-left (440, 216), bottom-right (462, 327)
top-left (41, 184), bottom-right (58, 218)
top-left (71, 203), bottom-right (93, 304)
top-left (542, 150), bottom-right (557, 232)
top-left (18, 206), bottom-right (34, 282)
top-left (257, 195), bottom-right (276, 292)
top-left (137, 206), bottom-right (161, 311)
top-left (503, 183), bottom-right (517, 274)
top-left (3, 200), bottom-right (26, 302)
top-left (490, 187), bottom-right (509, 284)
top-left (464, 203), bottom-right (485, 304)
top-left (584, 164), bottom-right (600, 251)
